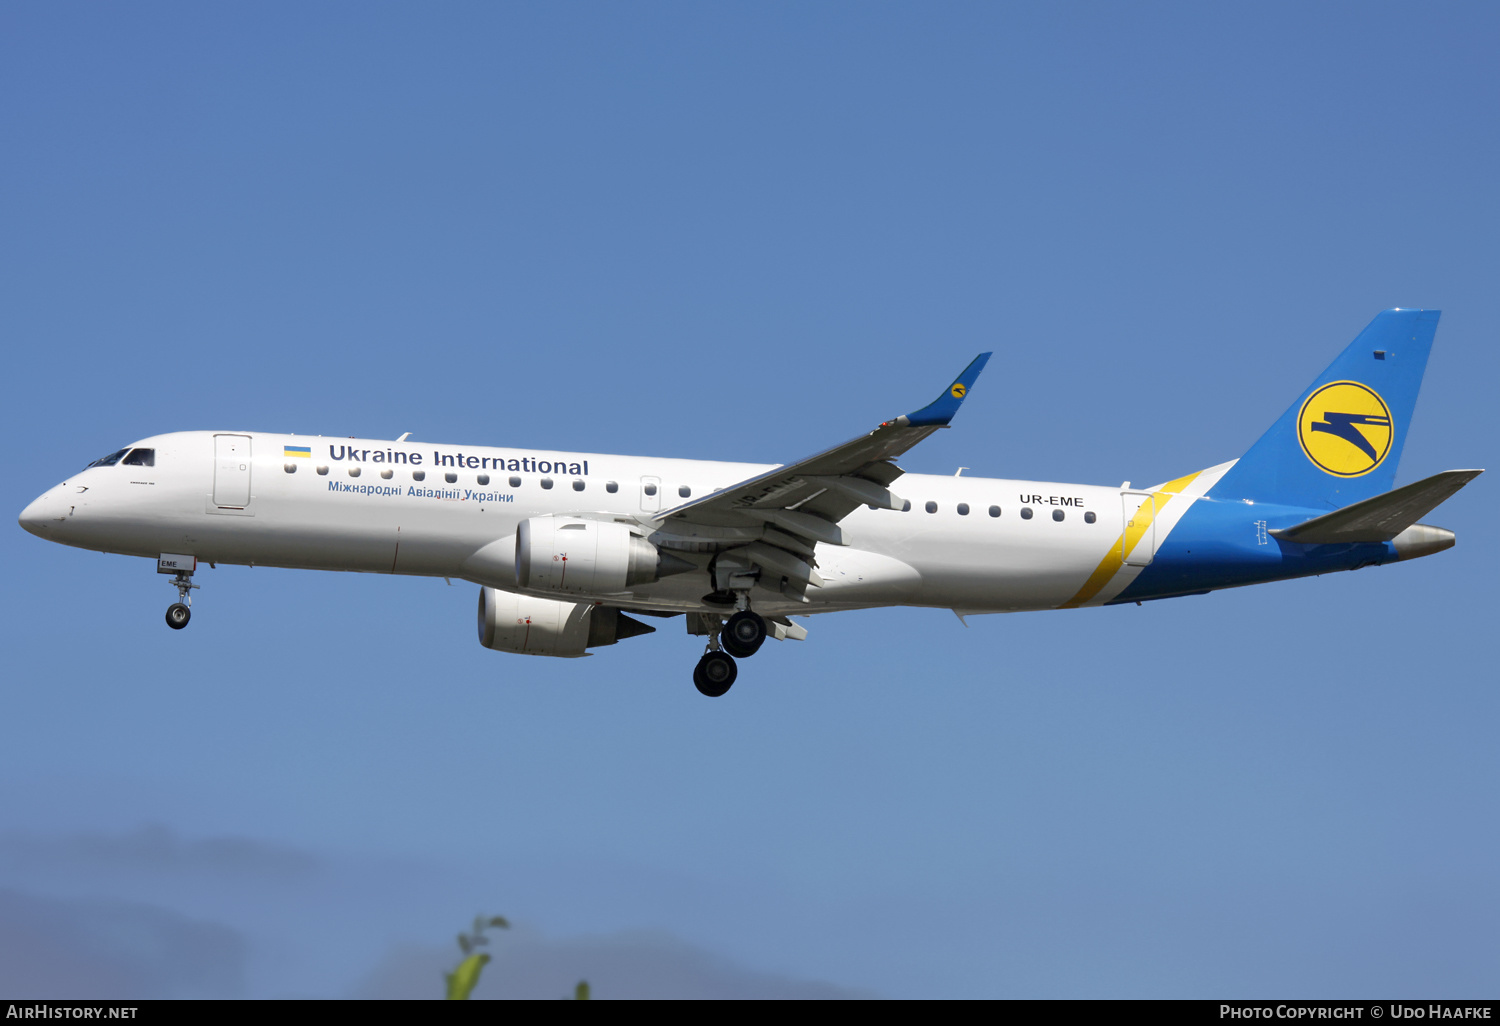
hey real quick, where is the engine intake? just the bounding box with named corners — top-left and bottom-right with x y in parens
top-left (477, 587), bottom-right (655, 658)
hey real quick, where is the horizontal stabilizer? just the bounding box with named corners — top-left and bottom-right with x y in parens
top-left (1270, 469), bottom-right (1483, 544)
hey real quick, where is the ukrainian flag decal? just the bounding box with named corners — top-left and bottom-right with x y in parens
top-left (284, 445), bottom-right (312, 458)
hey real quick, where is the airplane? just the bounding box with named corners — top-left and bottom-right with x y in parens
top-left (17, 309), bottom-right (1482, 697)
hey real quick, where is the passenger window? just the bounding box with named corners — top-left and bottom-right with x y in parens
top-left (679, 485), bottom-right (692, 498)
top-left (902, 500), bottom-right (912, 512)
top-left (925, 501), bottom-right (938, 514)
top-left (1020, 507), bottom-right (1033, 520)
top-left (348, 466), bottom-right (361, 478)
top-left (412, 470), bottom-right (426, 481)
top-left (509, 475), bottom-right (521, 487)
top-left (1085, 511), bottom-right (1097, 524)
top-left (574, 480), bottom-right (585, 492)
top-left (381, 469), bottom-right (393, 480)
top-left (445, 472), bottom-right (457, 483)
top-left (957, 503), bottom-right (969, 516)
top-left (643, 483), bottom-right (657, 496)
top-left (1053, 509), bottom-right (1065, 522)
top-left (122, 448), bottom-right (155, 467)
top-left (606, 481), bottom-right (619, 493)
top-left (988, 505), bottom-right (1001, 517)
top-left (284, 463), bottom-right (297, 474)
top-left (85, 448), bottom-right (130, 469)
top-left (317, 465), bottom-right (329, 476)
top-left (541, 478), bottom-right (554, 489)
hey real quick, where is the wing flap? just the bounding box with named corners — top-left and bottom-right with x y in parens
top-left (1270, 469), bottom-right (1483, 544)
top-left (739, 508), bottom-right (847, 546)
top-left (802, 474), bottom-right (906, 511)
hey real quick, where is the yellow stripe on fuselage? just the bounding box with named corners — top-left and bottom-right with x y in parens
top-left (1057, 470), bottom-right (1203, 609)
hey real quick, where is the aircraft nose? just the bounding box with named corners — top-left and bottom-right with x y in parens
top-left (19, 489), bottom-right (61, 539)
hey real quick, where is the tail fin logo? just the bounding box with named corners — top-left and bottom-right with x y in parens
top-left (1297, 381), bottom-right (1393, 477)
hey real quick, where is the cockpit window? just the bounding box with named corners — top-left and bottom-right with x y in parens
top-left (122, 448), bottom-right (155, 467)
top-left (86, 448), bottom-right (130, 468)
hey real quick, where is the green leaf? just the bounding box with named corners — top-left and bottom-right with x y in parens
top-left (574, 980), bottom-right (591, 1001)
top-left (445, 952), bottom-right (491, 1000)
top-left (488, 916), bottom-right (511, 929)
top-left (457, 934), bottom-right (472, 955)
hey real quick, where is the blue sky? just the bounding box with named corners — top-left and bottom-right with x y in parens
top-left (2, 2), bottom-right (1496, 998)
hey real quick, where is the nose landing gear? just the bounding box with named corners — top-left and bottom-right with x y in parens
top-left (165, 570), bottom-right (198, 630)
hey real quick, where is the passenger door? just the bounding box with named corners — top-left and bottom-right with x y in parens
top-left (213, 434), bottom-right (252, 509)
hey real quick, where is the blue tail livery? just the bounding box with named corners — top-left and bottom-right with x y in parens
top-left (1110, 309), bottom-right (1481, 605)
top-left (1208, 308), bottom-right (1439, 510)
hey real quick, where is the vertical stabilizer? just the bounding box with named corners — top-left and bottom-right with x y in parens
top-left (1208, 309), bottom-right (1439, 509)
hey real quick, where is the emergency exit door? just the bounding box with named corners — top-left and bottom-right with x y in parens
top-left (639, 475), bottom-right (662, 513)
top-left (214, 434), bottom-right (252, 508)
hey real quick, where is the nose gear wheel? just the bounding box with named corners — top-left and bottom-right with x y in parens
top-left (164, 570), bottom-right (199, 630)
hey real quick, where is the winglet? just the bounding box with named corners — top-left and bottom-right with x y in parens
top-left (893, 352), bottom-right (992, 428)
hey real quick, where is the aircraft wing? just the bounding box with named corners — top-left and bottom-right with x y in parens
top-left (654, 353), bottom-right (991, 550)
top-left (1270, 469), bottom-right (1483, 544)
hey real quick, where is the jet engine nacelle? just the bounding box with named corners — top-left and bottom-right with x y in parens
top-left (515, 516), bottom-right (664, 595)
top-left (476, 587), bottom-right (655, 658)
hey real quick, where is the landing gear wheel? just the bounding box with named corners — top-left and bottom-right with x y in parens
top-left (721, 610), bottom-right (767, 658)
top-left (165, 603), bottom-right (191, 630)
top-left (693, 651), bottom-right (737, 697)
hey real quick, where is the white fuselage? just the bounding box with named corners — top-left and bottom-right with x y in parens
top-left (21, 430), bottom-right (1219, 617)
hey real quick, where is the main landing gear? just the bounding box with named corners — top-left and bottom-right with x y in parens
top-left (692, 607), bottom-right (768, 697)
top-left (721, 609), bottom-right (767, 658)
top-left (165, 570), bottom-right (199, 630)
top-left (693, 651), bottom-right (737, 698)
